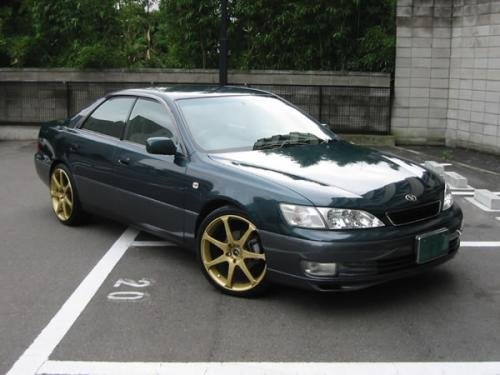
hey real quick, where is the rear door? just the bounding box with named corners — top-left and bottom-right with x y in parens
top-left (67, 96), bottom-right (136, 217)
top-left (112, 97), bottom-right (190, 242)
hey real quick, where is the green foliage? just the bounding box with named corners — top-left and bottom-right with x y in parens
top-left (73, 43), bottom-right (122, 69)
top-left (229, 0), bottom-right (395, 71)
top-left (31, 0), bottom-right (121, 67)
top-left (0, 0), bottom-right (40, 67)
top-left (0, 0), bottom-right (396, 72)
top-left (117, 0), bottom-right (165, 67)
top-left (158, 0), bottom-right (220, 68)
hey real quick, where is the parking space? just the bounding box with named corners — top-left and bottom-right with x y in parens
top-left (2, 141), bottom-right (500, 374)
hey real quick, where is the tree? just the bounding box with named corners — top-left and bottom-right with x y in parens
top-left (0, 0), bottom-right (40, 67)
top-left (158, 0), bottom-right (220, 68)
top-left (0, 0), bottom-right (396, 72)
top-left (31, 0), bottom-right (122, 68)
top-left (230, 0), bottom-right (395, 72)
top-left (117, 0), bottom-right (165, 67)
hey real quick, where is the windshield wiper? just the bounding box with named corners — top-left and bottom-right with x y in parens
top-left (320, 137), bottom-right (338, 144)
top-left (253, 132), bottom-right (322, 150)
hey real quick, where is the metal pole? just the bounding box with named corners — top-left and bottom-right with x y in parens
top-left (219, 0), bottom-right (228, 86)
top-left (65, 81), bottom-right (71, 118)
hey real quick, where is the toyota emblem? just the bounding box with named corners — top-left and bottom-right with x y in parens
top-left (405, 194), bottom-right (417, 202)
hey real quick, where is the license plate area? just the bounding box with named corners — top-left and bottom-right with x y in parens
top-left (416, 229), bottom-right (449, 264)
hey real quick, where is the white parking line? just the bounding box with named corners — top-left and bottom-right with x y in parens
top-left (6, 227), bottom-right (139, 375)
top-left (8, 227), bottom-right (500, 375)
top-left (461, 241), bottom-right (500, 247)
top-left (37, 360), bottom-right (500, 375)
top-left (131, 241), bottom-right (175, 247)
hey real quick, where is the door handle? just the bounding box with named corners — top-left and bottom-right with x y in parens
top-left (118, 158), bottom-right (130, 165)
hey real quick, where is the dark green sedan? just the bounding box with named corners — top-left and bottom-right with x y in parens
top-left (35, 86), bottom-right (463, 297)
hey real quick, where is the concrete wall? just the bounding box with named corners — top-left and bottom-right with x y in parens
top-left (447, 0), bottom-right (500, 153)
top-left (0, 69), bottom-right (391, 135)
top-left (392, 0), bottom-right (453, 145)
top-left (393, 0), bottom-right (500, 154)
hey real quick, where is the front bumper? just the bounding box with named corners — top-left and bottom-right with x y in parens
top-left (259, 205), bottom-right (463, 291)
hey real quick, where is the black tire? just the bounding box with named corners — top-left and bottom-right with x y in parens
top-left (197, 206), bottom-right (269, 297)
top-left (49, 163), bottom-right (86, 226)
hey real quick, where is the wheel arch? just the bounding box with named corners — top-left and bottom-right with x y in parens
top-left (49, 159), bottom-right (64, 174)
top-left (195, 197), bottom-right (250, 236)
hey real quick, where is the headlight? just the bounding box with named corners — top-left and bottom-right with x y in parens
top-left (442, 183), bottom-right (453, 210)
top-left (279, 204), bottom-right (325, 228)
top-left (316, 207), bottom-right (385, 229)
top-left (279, 204), bottom-right (384, 229)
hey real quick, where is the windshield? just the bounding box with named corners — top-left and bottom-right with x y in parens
top-left (176, 95), bottom-right (335, 152)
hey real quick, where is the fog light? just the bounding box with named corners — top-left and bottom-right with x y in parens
top-left (301, 261), bottom-right (337, 277)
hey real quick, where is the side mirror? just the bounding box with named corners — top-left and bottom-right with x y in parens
top-left (146, 137), bottom-right (177, 155)
top-left (320, 123), bottom-right (329, 128)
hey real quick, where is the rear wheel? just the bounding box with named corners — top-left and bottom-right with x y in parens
top-left (198, 207), bottom-right (268, 297)
top-left (49, 164), bottom-right (85, 225)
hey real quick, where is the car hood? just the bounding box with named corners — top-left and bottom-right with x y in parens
top-left (208, 141), bottom-right (443, 211)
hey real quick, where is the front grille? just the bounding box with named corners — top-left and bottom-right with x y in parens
top-left (386, 200), bottom-right (441, 226)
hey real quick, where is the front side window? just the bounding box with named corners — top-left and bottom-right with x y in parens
top-left (176, 95), bottom-right (334, 152)
top-left (125, 99), bottom-right (175, 146)
top-left (82, 97), bottom-right (135, 138)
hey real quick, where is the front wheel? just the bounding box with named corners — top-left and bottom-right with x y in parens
top-left (198, 207), bottom-right (268, 297)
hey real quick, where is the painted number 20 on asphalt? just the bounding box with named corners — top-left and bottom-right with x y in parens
top-left (107, 278), bottom-right (152, 301)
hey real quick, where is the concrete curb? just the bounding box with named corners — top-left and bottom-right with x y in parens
top-left (341, 134), bottom-right (395, 147)
top-left (474, 190), bottom-right (500, 210)
top-left (444, 171), bottom-right (468, 189)
top-left (424, 161), bottom-right (445, 176)
top-left (0, 126), bottom-right (39, 141)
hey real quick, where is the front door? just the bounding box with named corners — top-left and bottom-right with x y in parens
top-left (112, 97), bottom-right (190, 242)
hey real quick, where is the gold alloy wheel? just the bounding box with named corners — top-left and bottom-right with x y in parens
top-left (201, 215), bottom-right (266, 292)
top-left (50, 168), bottom-right (74, 221)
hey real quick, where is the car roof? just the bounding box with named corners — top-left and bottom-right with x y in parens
top-left (109, 85), bottom-right (274, 101)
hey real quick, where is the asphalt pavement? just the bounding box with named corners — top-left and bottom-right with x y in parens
top-left (1, 141), bottom-right (500, 374)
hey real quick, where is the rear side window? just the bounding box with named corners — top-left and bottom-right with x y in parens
top-left (82, 97), bottom-right (135, 138)
top-left (125, 98), bottom-right (175, 145)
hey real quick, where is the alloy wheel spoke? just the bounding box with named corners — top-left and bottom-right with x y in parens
top-left (51, 174), bottom-right (61, 190)
top-left (238, 261), bottom-right (256, 285)
top-left (205, 254), bottom-right (228, 268)
top-left (56, 199), bottom-right (63, 213)
top-left (242, 249), bottom-right (265, 261)
top-left (62, 199), bottom-right (69, 217)
top-left (202, 233), bottom-right (228, 252)
top-left (221, 216), bottom-right (234, 244)
top-left (237, 224), bottom-right (256, 247)
top-left (226, 262), bottom-right (236, 287)
top-left (64, 196), bottom-right (73, 208)
top-left (59, 171), bottom-right (64, 187)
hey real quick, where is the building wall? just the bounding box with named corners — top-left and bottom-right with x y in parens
top-left (447, 0), bottom-right (500, 153)
top-left (392, 0), bottom-right (453, 145)
top-left (393, 0), bottom-right (500, 154)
